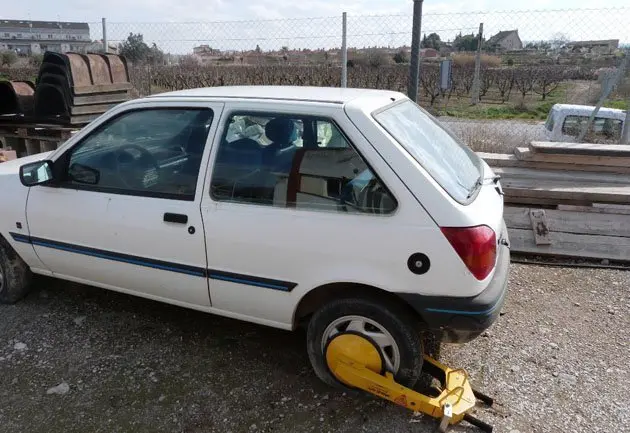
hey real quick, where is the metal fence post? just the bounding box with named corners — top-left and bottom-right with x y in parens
top-left (341, 12), bottom-right (348, 88)
top-left (620, 50), bottom-right (630, 144)
top-left (408, 0), bottom-right (424, 102)
top-left (102, 18), bottom-right (108, 53)
top-left (471, 23), bottom-right (483, 105)
top-left (578, 53), bottom-right (628, 142)
top-left (622, 96), bottom-right (630, 144)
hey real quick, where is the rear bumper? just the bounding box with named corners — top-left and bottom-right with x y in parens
top-left (397, 237), bottom-right (510, 344)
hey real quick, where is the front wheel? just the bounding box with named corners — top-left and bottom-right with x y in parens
top-left (306, 297), bottom-right (424, 390)
top-left (0, 236), bottom-right (33, 304)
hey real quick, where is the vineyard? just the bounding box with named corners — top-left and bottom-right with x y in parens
top-left (135, 63), bottom-right (600, 110)
top-left (1, 63), bottom-right (600, 108)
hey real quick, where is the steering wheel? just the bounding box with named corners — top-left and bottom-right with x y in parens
top-left (338, 177), bottom-right (359, 212)
top-left (113, 143), bottom-right (161, 190)
top-left (338, 174), bottom-right (380, 214)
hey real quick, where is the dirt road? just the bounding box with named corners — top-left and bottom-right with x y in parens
top-left (0, 264), bottom-right (628, 433)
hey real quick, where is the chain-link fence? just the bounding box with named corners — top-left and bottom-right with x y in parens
top-left (2, 7), bottom-right (629, 151)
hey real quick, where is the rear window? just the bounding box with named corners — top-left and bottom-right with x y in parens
top-left (373, 100), bottom-right (483, 203)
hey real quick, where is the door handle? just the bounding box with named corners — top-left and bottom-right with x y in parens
top-left (164, 213), bottom-right (188, 224)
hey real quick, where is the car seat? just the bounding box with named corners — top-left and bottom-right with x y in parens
top-left (263, 117), bottom-right (299, 171)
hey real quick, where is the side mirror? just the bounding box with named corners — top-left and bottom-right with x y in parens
top-left (19, 160), bottom-right (54, 187)
top-left (68, 163), bottom-right (100, 185)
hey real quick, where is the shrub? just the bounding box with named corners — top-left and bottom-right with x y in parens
top-left (452, 53), bottom-right (501, 68)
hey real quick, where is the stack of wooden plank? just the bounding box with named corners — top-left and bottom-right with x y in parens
top-left (479, 141), bottom-right (630, 263)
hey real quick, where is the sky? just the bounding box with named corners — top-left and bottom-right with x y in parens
top-left (2, 1), bottom-right (629, 53)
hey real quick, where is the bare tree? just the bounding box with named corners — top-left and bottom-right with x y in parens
top-left (550, 32), bottom-right (570, 50)
top-left (453, 65), bottom-right (474, 97)
top-left (420, 65), bottom-right (442, 105)
top-left (495, 68), bottom-right (514, 102)
top-left (533, 66), bottom-right (563, 100)
top-left (513, 67), bottom-right (535, 100)
top-left (480, 67), bottom-right (496, 99)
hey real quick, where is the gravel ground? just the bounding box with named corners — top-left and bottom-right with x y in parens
top-left (439, 118), bottom-right (546, 154)
top-left (0, 264), bottom-right (628, 433)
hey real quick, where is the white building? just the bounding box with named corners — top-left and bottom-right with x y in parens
top-left (0, 19), bottom-right (91, 55)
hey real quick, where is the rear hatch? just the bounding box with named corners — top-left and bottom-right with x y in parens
top-left (371, 99), bottom-right (506, 281)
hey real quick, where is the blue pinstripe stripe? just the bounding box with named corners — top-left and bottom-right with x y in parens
top-left (208, 273), bottom-right (291, 291)
top-left (9, 232), bottom-right (296, 292)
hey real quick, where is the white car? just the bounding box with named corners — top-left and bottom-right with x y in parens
top-left (543, 103), bottom-right (625, 143)
top-left (0, 86), bottom-right (509, 389)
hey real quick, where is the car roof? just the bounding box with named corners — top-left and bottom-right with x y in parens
top-left (148, 85), bottom-right (406, 104)
top-left (552, 103), bottom-right (625, 116)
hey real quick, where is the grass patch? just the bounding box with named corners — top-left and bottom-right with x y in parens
top-left (603, 99), bottom-right (628, 110)
top-left (435, 84), bottom-right (568, 121)
top-left (439, 101), bottom-right (556, 121)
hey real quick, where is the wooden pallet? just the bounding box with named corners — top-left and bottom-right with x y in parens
top-left (0, 122), bottom-right (78, 157)
top-left (481, 141), bottom-right (630, 262)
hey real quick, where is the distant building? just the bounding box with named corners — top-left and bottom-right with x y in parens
top-left (420, 48), bottom-right (438, 58)
top-left (86, 40), bottom-right (118, 54)
top-left (565, 39), bottom-right (619, 55)
top-left (0, 19), bottom-right (91, 55)
top-left (193, 45), bottom-right (221, 56)
top-left (398, 47), bottom-right (438, 58)
top-left (487, 30), bottom-right (523, 51)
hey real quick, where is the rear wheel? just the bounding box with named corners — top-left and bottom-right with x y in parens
top-left (0, 237), bottom-right (33, 304)
top-left (306, 297), bottom-right (424, 390)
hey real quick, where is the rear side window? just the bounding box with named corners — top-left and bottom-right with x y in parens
top-left (562, 115), bottom-right (622, 141)
top-left (373, 100), bottom-right (483, 203)
top-left (211, 113), bottom-right (397, 214)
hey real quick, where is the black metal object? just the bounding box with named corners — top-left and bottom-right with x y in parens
top-left (463, 414), bottom-right (494, 432)
top-left (472, 388), bottom-right (494, 406)
top-left (164, 213), bottom-right (188, 224)
top-left (32, 51), bottom-right (132, 126)
top-left (0, 81), bottom-right (36, 116)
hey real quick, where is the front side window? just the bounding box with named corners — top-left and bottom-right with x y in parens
top-left (544, 110), bottom-right (556, 132)
top-left (63, 108), bottom-right (214, 200)
top-left (211, 113), bottom-right (396, 214)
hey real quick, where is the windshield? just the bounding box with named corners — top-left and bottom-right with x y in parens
top-left (373, 100), bottom-right (483, 203)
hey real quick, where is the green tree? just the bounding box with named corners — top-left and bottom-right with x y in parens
top-left (118, 33), bottom-right (150, 63)
top-left (146, 43), bottom-right (165, 66)
top-left (118, 33), bottom-right (164, 64)
top-left (393, 50), bottom-right (408, 64)
top-left (28, 53), bottom-right (44, 67)
top-left (453, 32), bottom-right (483, 52)
top-left (421, 33), bottom-right (442, 50)
top-left (0, 50), bottom-right (18, 67)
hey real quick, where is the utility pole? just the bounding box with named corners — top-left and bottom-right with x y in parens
top-left (620, 50), bottom-right (630, 144)
top-left (341, 12), bottom-right (348, 88)
top-left (102, 18), bottom-right (108, 53)
top-left (578, 52), bottom-right (628, 142)
top-left (622, 96), bottom-right (630, 144)
top-left (408, 0), bottom-right (424, 102)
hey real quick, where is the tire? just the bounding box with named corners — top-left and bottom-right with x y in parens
top-left (0, 236), bottom-right (33, 304)
top-left (306, 296), bottom-right (424, 391)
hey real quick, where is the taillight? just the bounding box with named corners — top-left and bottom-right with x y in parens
top-left (440, 225), bottom-right (496, 280)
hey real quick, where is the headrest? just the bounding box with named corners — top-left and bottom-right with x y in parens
top-left (265, 118), bottom-right (297, 144)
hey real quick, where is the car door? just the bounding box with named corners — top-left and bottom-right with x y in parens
top-left (24, 101), bottom-right (224, 308)
top-left (200, 105), bottom-right (406, 328)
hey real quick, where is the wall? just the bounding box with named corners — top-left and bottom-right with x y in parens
top-left (500, 33), bottom-right (523, 50)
